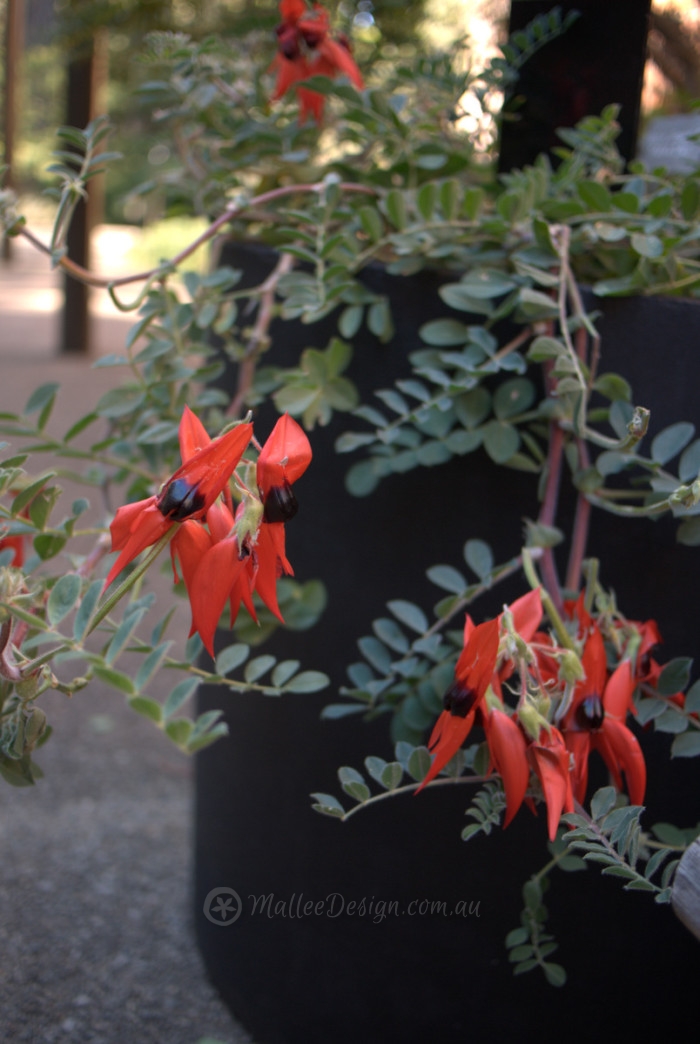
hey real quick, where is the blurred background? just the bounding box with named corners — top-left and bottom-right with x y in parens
top-left (3, 0), bottom-right (700, 349)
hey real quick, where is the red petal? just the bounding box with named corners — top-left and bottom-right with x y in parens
top-left (207, 502), bottom-right (235, 543)
top-left (0, 535), bottom-right (24, 567)
top-left (486, 710), bottom-right (529, 827)
top-left (171, 521), bottom-right (212, 607)
top-left (568, 625), bottom-right (608, 721)
top-left (110, 497), bottom-right (157, 551)
top-left (604, 659), bottom-right (636, 720)
top-left (257, 414), bottom-right (312, 495)
top-left (417, 708), bottom-right (476, 793)
top-left (509, 588), bottom-right (543, 643)
top-left (564, 729), bottom-right (591, 805)
top-left (528, 728), bottom-right (574, 841)
top-left (105, 501), bottom-right (170, 588)
top-left (455, 616), bottom-right (500, 696)
top-left (280, 0), bottom-right (306, 23)
top-left (272, 54), bottom-right (310, 100)
top-left (170, 421), bottom-right (253, 515)
top-left (190, 538), bottom-right (246, 656)
top-left (178, 405), bottom-right (211, 463)
top-left (318, 38), bottom-right (364, 88)
top-left (596, 719), bottom-right (646, 805)
top-left (251, 522), bottom-right (291, 622)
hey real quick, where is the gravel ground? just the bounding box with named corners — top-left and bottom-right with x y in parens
top-left (0, 684), bottom-right (253, 1044)
top-left (0, 234), bottom-right (255, 1044)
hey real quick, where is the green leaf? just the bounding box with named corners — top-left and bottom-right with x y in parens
top-left (387, 600), bottom-right (428, 633)
top-left (407, 746), bottom-right (431, 782)
top-left (359, 205), bottom-right (384, 242)
top-left (46, 574), bottom-right (81, 626)
top-left (128, 696), bottom-right (162, 724)
top-left (106, 608), bottom-right (147, 666)
top-left (505, 927), bottom-right (529, 948)
top-left (685, 679), bottom-right (700, 714)
top-left (272, 660), bottom-right (301, 687)
top-left (590, 786), bottom-right (617, 820)
top-left (426, 564), bottom-right (467, 594)
top-left (24, 383), bottom-right (59, 420)
top-left (593, 373), bottom-right (632, 402)
top-left (543, 963), bottom-right (567, 987)
top-left (135, 641), bottom-right (173, 692)
top-left (282, 670), bottom-right (329, 693)
top-left (73, 580), bottom-right (103, 642)
top-left (338, 305), bottom-right (364, 339)
top-left (493, 378), bottom-right (535, 420)
top-left (483, 420), bottom-right (520, 463)
top-left (94, 666), bottom-right (136, 696)
top-left (63, 412), bottom-right (99, 443)
top-left (459, 269), bottom-right (516, 299)
top-left (677, 518), bottom-right (700, 546)
top-left (651, 822), bottom-right (688, 846)
top-left (464, 539), bottom-right (493, 581)
top-left (96, 386), bottom-right (146, 419)
top-left (656, 657), bottom-right (692, 696)
top-left (215, 644), bottom-right (250, 676)
top-left (12, 473), bottom-right (57, 515)
top-left (671, 732), bottom-right (700, 758)
top-left (310, 792), bottom-right (345, 817)
top-left (516, 287), bottom-right (559, 319)
top-left (577, 180), bottom-right (612, 211)
top-left (631, 233), bottom-right (663, 259)
top-left (679, 439), bottom-right (700, 483)
top-left (527, 336), bottom-right (565, 362)
top-left (165, 719), bottom-right (193, 746)
top-left (380, 761), bottom-right (403, 790)
top-left (345, 460), bottom-right (381, 497)
top-left (163, 677), bottom-right (200, 718)
top-left (654, 708), bottom-right (688, 734)
top-left (651, 423), bottom-right (695, 465)
top-left (33, 533), bottom-right (67, 560)
top-left (244, 655), bottom-right (276, 683)
top-left (420, 318), bottom-right (470, 346)
top-left (384, 188), bottom-right (407, 230)
top-left (373, 618), bottom-right (409, 654)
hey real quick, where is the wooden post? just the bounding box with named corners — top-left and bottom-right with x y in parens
top-left (2, 0), bottom-right (25, 262)
top-left (59, 29), bottom-right (107, 355)
top-left (499, 0), bottom-right (652, 171)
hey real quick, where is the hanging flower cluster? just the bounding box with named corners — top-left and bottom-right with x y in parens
top-left (419, 588), bottom-right (659, 840)
top-left (271, 0), bottom-right (364, 122)
top-left (107, 408), bottom-right (312, 655)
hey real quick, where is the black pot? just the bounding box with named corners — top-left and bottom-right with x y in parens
top-left (195, 245), bottom-right (700, 1043)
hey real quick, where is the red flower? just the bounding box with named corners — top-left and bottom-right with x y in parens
top-left (185, 414), bottom-right (312, 655)
top-left (561, 626), bottom-right (646, 806)
top-left (418, 589), bottom-right (543, 794)
top-left (106, 408), bottom-right (253, 588)
top-left (271, 0), bottom-right (364, 123)
top-left (527, 725), bottom-right (575, 841)
top-left (0, 533), bottom-right (25, 568)
top-left (418, 615), bottom-right (501, 791)
top-left (484, 708), bottom-right (530, 827)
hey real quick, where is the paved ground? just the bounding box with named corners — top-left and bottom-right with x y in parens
top-left (0, 227), bottom-right (254, 1044)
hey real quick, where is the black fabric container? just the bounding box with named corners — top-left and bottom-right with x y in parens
top-left (195, 245), bottom-right (700, 1043)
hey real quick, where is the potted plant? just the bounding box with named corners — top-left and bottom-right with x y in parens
top-left (2, 3), bottom-right (700, 1042)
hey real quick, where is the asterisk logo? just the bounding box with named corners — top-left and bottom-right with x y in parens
top-left (203, 887), bottom-right (242, 926)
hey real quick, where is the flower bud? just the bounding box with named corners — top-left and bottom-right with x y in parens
top-left (518, 703), bottom-right (547, 742)
top-left (235, 494), bottom-right (265, 547)
top-left (23, 706), bottom-right (48, 751)
top-left (16, 673), bottom-right (39, 701)
top-left (559, 649), bottom-right (585, 685)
